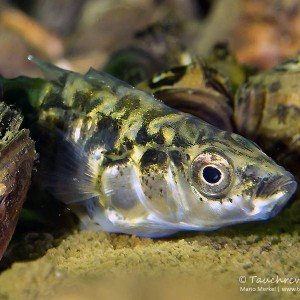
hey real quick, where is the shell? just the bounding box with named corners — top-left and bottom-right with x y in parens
top-left (0, 103), bottom-right (35, 259)
top-left (234, 55), bottom-right (300, 184)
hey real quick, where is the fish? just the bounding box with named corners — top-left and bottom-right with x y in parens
top-left (0, 56), bottom-right (297, 237)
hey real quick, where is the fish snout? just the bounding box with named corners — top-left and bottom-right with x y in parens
top-left (252, 172), bottom-right (297, 218)
top-left (255, 172), bottom-right (297, 198)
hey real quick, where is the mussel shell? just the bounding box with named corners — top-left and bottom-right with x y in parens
top-left (154, 88), bottom-right (233, 132)
top-left (0, 104), bottom-right (35, 259)
top-left (234, 81), bottom-right (265, 139)
top-left (234, 59), bottom-right (300, 150)
top-left (234, 56), bottom-right (300, 202)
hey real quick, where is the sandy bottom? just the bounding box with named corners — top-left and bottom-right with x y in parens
top-left (0, 207), bottom-right (300, 300)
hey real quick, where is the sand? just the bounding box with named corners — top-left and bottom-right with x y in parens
top-left (0, 208), bottom-right (299, 300)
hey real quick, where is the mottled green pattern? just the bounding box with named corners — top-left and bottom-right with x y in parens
top-left (0, 59), bottom-right (296, 237)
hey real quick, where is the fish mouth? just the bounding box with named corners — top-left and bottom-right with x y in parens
top-left (251, 177), bottom-right (297, 219)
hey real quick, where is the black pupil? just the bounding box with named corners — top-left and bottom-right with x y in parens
top-left (202, 166), bottom-right (222, 184)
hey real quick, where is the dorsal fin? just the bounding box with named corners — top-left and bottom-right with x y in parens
top-left (85, 68), bottom-right (133, 89)
top-left (28, 55), bottom-right (71, 86)
top-left (84, 67), bottom-right (156, 103)
top-left (28, 56), bottom-right (134, 92)
top-left (28, 57), bottom-right (157, 106)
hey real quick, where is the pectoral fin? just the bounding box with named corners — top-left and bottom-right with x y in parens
top-left (33, 126), bottom-right (100, 205)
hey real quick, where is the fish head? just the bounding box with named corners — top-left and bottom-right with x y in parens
top-left (182, 131), bottom-right (297, 230)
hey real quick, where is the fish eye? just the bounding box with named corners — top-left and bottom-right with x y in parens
top-left (201, 165), bottom-right (222, 185)
top-left (191, 151), bottom-right (233, 198)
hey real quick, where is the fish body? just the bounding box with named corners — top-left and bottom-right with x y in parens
top-left (0, 57), bottom-right (296, 237)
